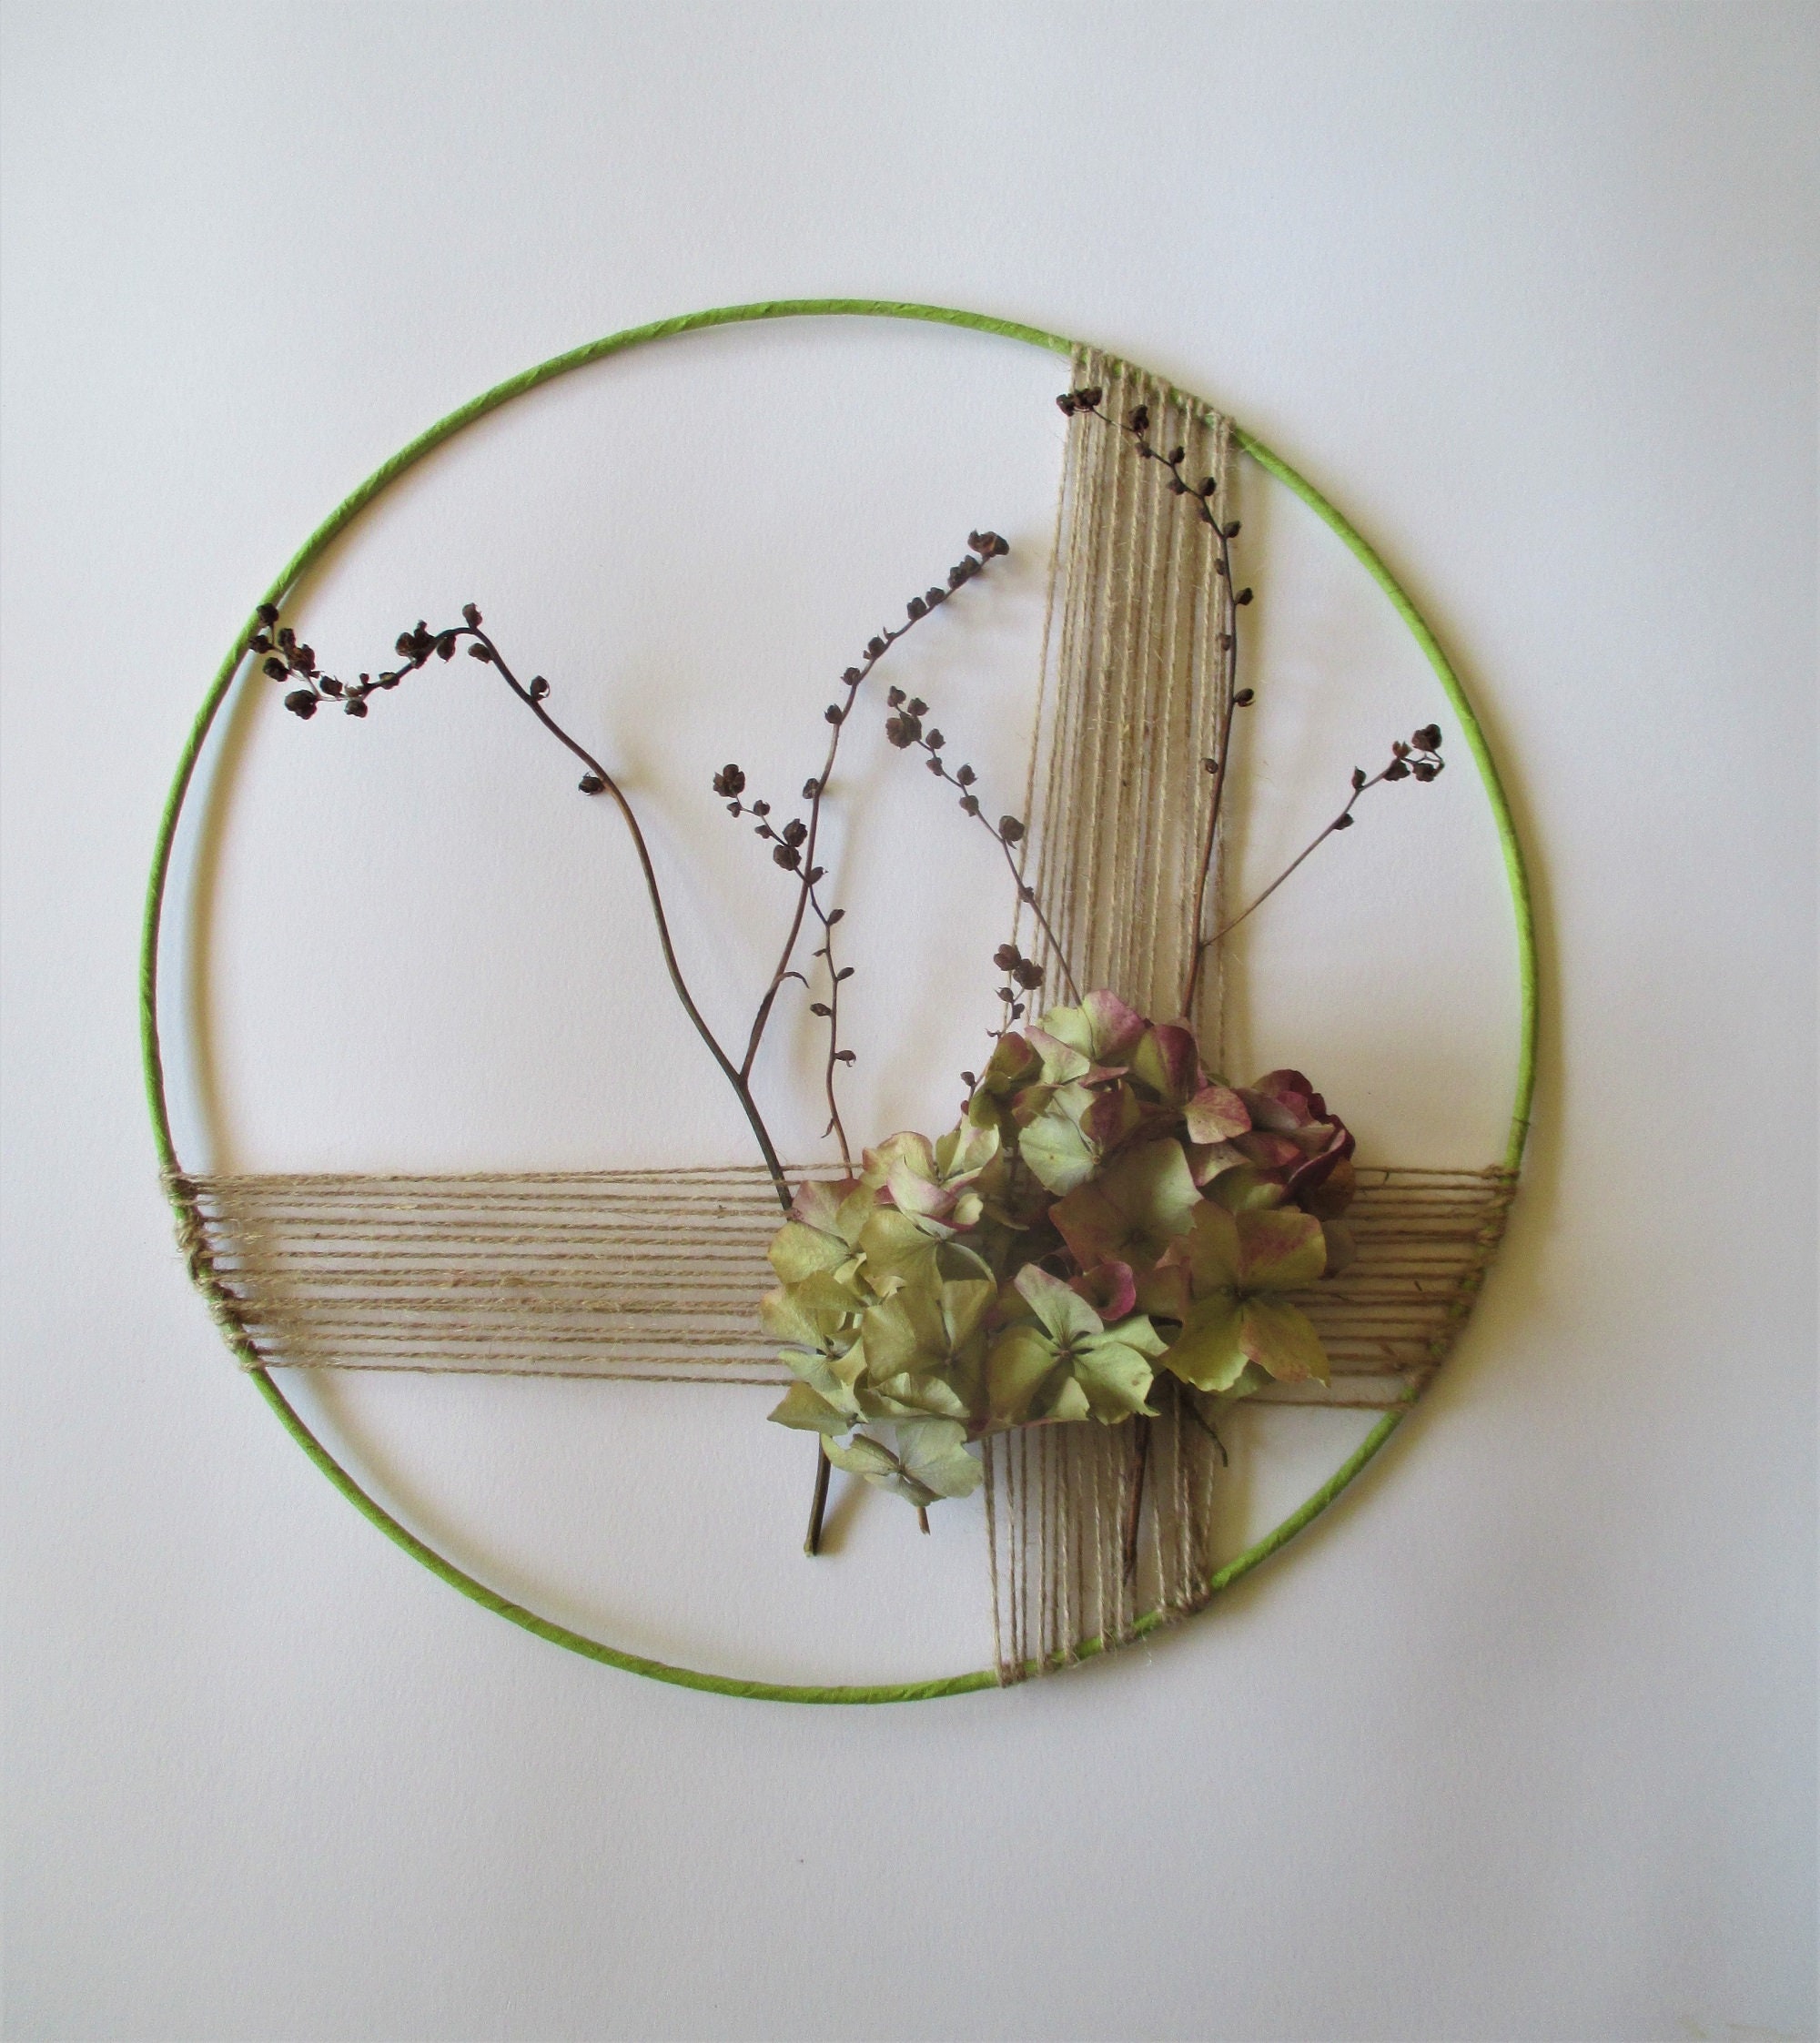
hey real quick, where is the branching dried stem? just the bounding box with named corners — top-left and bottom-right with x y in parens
top-left (253, 605), bottom-right (795, 1211)
top-left (1210, 730), bottom-right (1445, 946)
top-left (714, 534), bottom-right (1016, 1187)
top-left (885, 692), bottom-right (1083, 1007)
top-left (734, 535), bottom-right (1014, 1087)
top-left (1063, 387), bottom-right (1447, 993)
top-left (805, 885), bottom-right (855, 1168)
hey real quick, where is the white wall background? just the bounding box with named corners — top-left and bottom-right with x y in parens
top-left (3, 5), bottom-right (1813, 2038)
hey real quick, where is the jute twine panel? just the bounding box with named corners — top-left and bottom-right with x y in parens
top-left (989, 349), bottom-right (1235, 1672)
top-left (167, 1165), bottom-right (1513, 1395)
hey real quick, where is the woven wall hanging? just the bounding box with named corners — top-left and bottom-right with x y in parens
top-left (145, 301), bottom-right (1536, 1701)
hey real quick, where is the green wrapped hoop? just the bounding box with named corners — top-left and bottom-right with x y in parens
top-left (141, 298), bottom-right (1538, 1703)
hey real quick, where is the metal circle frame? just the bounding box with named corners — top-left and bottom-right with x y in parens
top-left (142, 299), bottom-right (1538, 1703)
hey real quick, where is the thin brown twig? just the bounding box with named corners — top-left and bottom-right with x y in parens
top-left (1208, 737), bottom-right (1441, 946)
top-left (741, 538), bottom-right (1008, 1084)
top-left (258, 613), bottom-right (794, 1211)
top-left (899, 729), bottom-right (1082, 1003)
top-left (807, 883), bottom-right (854, 1169)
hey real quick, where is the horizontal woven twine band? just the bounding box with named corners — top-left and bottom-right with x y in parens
top-left (167, 1161), bottom-right (1517, 1407)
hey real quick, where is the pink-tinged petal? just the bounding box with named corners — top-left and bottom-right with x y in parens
top-left (860, 1131), bottom-right (935, 1192)
top-left (886, 1161), bottom-right (957, 1220)
top-left (790, 1178), bottom-right (859, 1230)
top-left (1284, 1127), bottom-right (1356, 1208)
top-left (1185, 1138), bottom-right (1248, 1188)
top-left (1236, 1087), bottom-right (1300, 1134)
top-left (1078, 989), bottom-right (1148, 1063)
top-left (1023, 1027), bottom-right (1093, 1087)
top-left (1234, 1130), bottom-right (1305, 1173)
top-left (1233, 1206), bottom-right (1327, 1290)
top-left (1237, 1298), bottom-right (1330, 1382)
top-left (1082, 1083), bottom-right (1147, 1152)
top-left (1052, 1138), bottom-right (1201, 1273)
top-left (1131, 1024), bottom-right (1201, 1107)
top-left (1299, 1155), bottom-right (1358, 1220)
top-left (1249, 1069), bottom-right (1322, 1120)
top-left (1184, 1081), bottom-right (1250, 1143)
top-left (980, 1031), bottom-right (1041, 1088)
top-left (1070, 1259), bottom-right (1138, 1322)
top-left (1050, 1180), bottom-right (1124, 1273)
top-left (1138, 1246), bottom-right (1192, 1321)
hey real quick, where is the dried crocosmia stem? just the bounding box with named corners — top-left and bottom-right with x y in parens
top-left (257, 602), bottom-right (794, 1210)
top-left (883, 683), bottom-right (1081, 1003)
top-left (740, 531), bottom-right (1012, 1091)
top-left (1211, 726), bottom-right (1447, 945)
